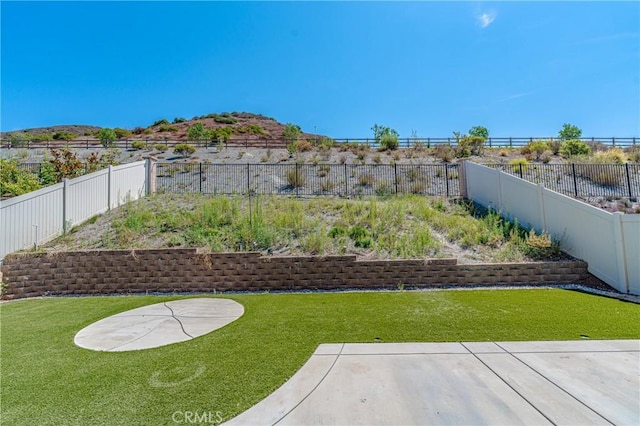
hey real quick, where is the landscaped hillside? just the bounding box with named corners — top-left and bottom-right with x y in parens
top-left (1, 112), bottom-right (322, 146)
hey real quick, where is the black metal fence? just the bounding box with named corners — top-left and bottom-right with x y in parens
top-left (3, 136), bottom-right (638, 150)
top-left (156, 163), bottom-right (461, 197)
top-left (487, 163), bottom-right (640, 198)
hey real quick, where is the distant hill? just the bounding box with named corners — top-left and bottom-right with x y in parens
top-left (1, 112), bottom-right (323, 146)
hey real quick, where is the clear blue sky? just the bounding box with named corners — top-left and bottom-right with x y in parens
top-left (1, 1), bottom-right (638, 138)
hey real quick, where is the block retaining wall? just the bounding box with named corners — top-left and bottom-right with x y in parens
top-left (0, 249), bottom-right (598, 300)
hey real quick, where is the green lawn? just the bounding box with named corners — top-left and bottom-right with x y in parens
top-left (1, 289), bottom-right (639, 425)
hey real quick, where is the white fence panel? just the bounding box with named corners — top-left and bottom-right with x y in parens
top-left (1, 184), bottom-right (64, 257)
top-left (67, 169), bottom-right (110, 228)
top-left (542, 190), bottom-right (622, 286)
top-left (464, 161), bottom-right (639, 294)
top-left (1, 161), bottom-right (147, 261)
top-left (621, 216), bottom-right (640, 294)
top-left (110, 162), bottom-right (147, 208)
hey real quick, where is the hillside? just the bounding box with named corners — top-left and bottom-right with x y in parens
top-left (1, 112), bottom-right (322, 145)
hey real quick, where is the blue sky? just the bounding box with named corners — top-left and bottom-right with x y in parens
top-left (1, 1), bottom-right (639, 138)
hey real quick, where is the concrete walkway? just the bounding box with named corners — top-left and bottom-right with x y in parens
top-left (226, 340), bottom-right (640, 426)
top-left (74, 298), bottom-right (243, 351)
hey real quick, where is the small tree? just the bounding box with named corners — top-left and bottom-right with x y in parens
top-left (469, 125), bottom-right (489, 140)
top-left (187, 122), bottom-right (206, 141)
top-left (283, 123), bottom-right (302, 143)
top-left (371, 124), bottom-right (399, 144)
top-left (559, 123), bottom-right (582, 140)
top-left (98, 128), bottom-right (117, 148)
top-left (0, 159), bottom-right (42, 196)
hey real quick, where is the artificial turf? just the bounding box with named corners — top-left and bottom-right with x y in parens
top-left (1, 289), bottom-right (639, 425)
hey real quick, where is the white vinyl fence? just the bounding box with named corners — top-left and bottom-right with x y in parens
top-left (462, 161), bottom-right (640, 295)
top-left (1, 161), bottom-right (148, 261)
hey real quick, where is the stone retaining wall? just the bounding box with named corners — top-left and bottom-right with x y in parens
top-left (0, 249), bottom-right (598, 300)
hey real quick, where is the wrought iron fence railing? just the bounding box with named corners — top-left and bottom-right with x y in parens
top-left (487, 163), bottom-right (640, 198)
top-left (155, 163), bottom-right (461, 197)
top-left (2, 136), bottom-right (638, 150)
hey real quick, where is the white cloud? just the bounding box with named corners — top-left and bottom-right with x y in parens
top-left (477, 11), bottom-right (496, 29)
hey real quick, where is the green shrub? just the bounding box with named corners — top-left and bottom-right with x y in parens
top-left (152, 118), bottom-right (170, 127)
top-left (526, 140), bottom-right (549, 160)
top-left (461, 135), bottom-right (485, 156)
top-left (521, 229), bottom-right (561, 260)
top-left (173, 117), bottom-right (187, 124)
top-left (98, 128), bottom-right (117, 148)
top-left (154, 144), bottom-right (168, 152)
top-left (559, 139), bottom-right (590, 157)
top-left (131, 141), bottom-right (146, 150)
top-left (38, 161), bottom-right (57, 185)
top-left (380, 134), bottom-right (399, 151)
top-left (509, 158), bottom-right (530, 172)
top-left (285, 167), bottom-right (305, 187)
top-left (349, 225), bottom-right (372, 248)
top-left (143, 129), bottom-right (153, 135)
top-left (0, 159), bottom-right (42, 196)
top-left (158, 124), bottom-right (179, 133)
top-left (283, 123), bottom-right (302, 143)
top-left (114, 128), bottom-right (132, 139)
top-left (174, 144), bottom-right (196, 157)
top-left (214, 115), bottom-right (237, 125)
top-left (52, 131), bottom-right (77, 141)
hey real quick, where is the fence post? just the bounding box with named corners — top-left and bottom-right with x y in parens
top-left (445, 165), bottom-right (450, 198)
top-left (246, 164), bottom-right (250, 195)
top-left (572, 163), bottom-right (578, 198)
top-left (612, 212), bottom-right (629, 293)
top-left (458, 161), bottom-right (468, 199)
top-left (625, 163), bottom-right (632, 197)
top-left (295, 163), bottom-right (300, 197)
top-left (63, 178), bottom-right (69, 234)
top-left (344, 163), bottom-right (348, 197)
top-left (612, 137), bottom-right (615, 147)
top-left (107, 165), bottom-right (113, 210)
top-left (394, 163), bottom-right (398, 195)
top-left (538, 183), bottom-right (547, 232)
top-left (145, 159), bottom-right (156, 195)
top-left (519, 163), bottom-right (523, 179)
top-left (200, 163), bottom-right (203, 193)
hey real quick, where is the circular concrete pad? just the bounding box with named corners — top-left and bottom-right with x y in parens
top-left (74, 298), bottom-right (243, 352)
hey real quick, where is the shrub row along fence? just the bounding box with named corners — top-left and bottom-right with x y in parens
top-left (3, 136), bottom-right (638, 150)
top-left (486, 163), bottom-right (640, 198)
top-left (154, 163), bottom-right (461, 197)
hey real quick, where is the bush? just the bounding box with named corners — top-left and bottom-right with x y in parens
top-left (457, 136), bottom-right (485, 157)
top-left (509, 158), bottom-right (530, 172)
top-left (173, 117), bottom-right (187, 124)
top-left (174, 144), bottom-right (196, 157)
top-left (132, 127), bottom-right (146, 135)
top-left (521, 229), bottom-right (561, 260)
top-left (294, 140), bottom-right (313, 152)
top-left (283, 123), bottom-right (302, 143)
top-left (548, 140), bottom-right (562, 155)
top-left (558, 123), bottom-right (582, 140)
top-left (98, 128), bottom-right (117, 148)
top-left (434, 145), bottom-right (454, 162)
top-left (49, 148), bottom-right (85, 180)
top-left (593, 149), bottom-right (627, 164)
top-left (213, 115), bottom-right (237, 125)
top-left (525, 140), bottom-right (549, 160)
top-left (158, 124), bottom-right (179, 133)
top-left (152, 118), bottom-right (170, 127)
top-left (52, 131), bottom-right (77, 141)
top-left (380, 134), bottom-right (399, 151)
top-left (349, 225), bottom-right (372, 248)
top-left (131, 141), bottom-right (147, 150)
top-left (626, 147), bottom-right (640, 163)
top-left (0, 159), bottom-right (42, 197)
top-left (285, 167), bottom-right (305, 187)
top-left (114, 128), bottom-right (132, 139)
top-left (559, 139), bottom-right (590, 157)
top-left (154, 144), bottom-right (168, 152)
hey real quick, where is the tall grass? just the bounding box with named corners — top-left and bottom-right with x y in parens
top-left (62, 194), bottom-right (561, 261)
